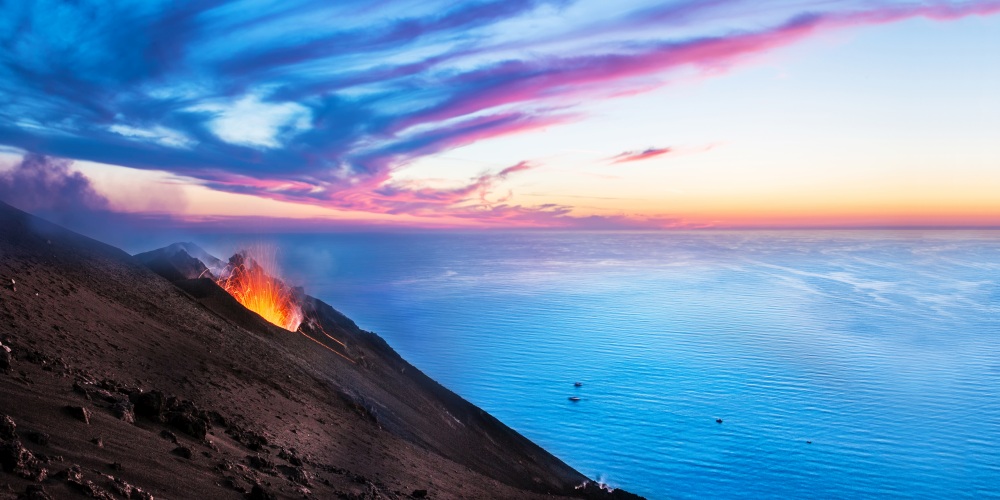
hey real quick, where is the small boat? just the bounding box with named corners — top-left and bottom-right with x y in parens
top-left (568, 396), bottom-right (581, 402)
top-left (716, 418), bottom-right (723, 424)
top-left (573, 382), bottom-right (583, 387)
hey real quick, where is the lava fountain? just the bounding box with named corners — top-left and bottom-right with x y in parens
top-left (215, 245), bottom-right (303, 331)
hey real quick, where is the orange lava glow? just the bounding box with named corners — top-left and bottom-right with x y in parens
top-left (216, 245), bottom-right (303, 331)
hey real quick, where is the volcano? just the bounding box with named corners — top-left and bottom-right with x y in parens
top-left (0, 200), bottom-right (642, 500)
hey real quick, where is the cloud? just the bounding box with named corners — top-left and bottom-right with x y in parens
top-left (0, 153), bottom-right (110, 215)
top-left (336, 160), bottom-right (538, 216)
top-left (0, 0), bottom-right (998, 226)
top-left (0, 153), bottom-right (191, 250)
top-left (611, 147), bottom-right (673, 164)
top-left (199, 95), bottom-right (312, 148)
top-left (498, 161), bottom-right (534, 178)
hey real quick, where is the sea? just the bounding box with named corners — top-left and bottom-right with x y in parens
top-left (200, 230), bottom-right (1000, 499)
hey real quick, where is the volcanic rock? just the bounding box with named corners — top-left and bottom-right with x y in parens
top-left (135, 487), bottom-right (155, 500)
top-left (206, 410), bottom-right (228, 427)
top-left (59, 463), bottom-right (84, 482)
top-left (71, 381), bottom-right (94, 400)
top-left (246, 483), bottom-right (277, 500)
top-left (172, 446), bottom-right (193, 459)
top-left (159, 429), bottom-right (178, 443)
top-left (283, 465), bottom-right (312, 486)
top-left (227, 424), bottom-right (268, 451)
top-left (110, 396), bottom-right (136, 424)
top-left (246, 453), bottom-right (275, 473)
top-left (411, 489), bottom-right (428, 498)
top-left (222, 475), bottom-right (246, 492)
top-left (64, 406), bottom-right (91, 424)
top-left (0, 439), bottom-right (48, 481)
top-left (21, 350), bottom-right (52, 367)
top-left (574, 482), bottom-right (646, 500)
top-left (66, 475), bottom-right (115, 500)
top-left (116, 480), bottom-right (155, 500)
top-left (278, 446), bottom-right (304, 466)
top-left (130, 390), bottom-right (165, 418)
top-left (165, 410), bottom-right (208, 440)
top-left (1, 414), bottom-right (16, 440)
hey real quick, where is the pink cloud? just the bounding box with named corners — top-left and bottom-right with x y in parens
top-left (336, 160), bottom-right (537, 217)
top-left (611, 147), bottom-right (673, 164)
top-left (498, 160), bottom-right (534, 177)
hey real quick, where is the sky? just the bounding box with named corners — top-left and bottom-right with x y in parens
top-left (1, 0), bottom-right (999, 232)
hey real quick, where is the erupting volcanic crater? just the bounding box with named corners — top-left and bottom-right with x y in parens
top-left (213, 247), bottom-right (303, 332)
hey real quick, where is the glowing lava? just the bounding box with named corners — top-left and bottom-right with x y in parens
top-left (216, 245), bottom-right (302, 331)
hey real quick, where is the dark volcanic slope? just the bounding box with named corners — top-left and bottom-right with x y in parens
top-left (133, 243), bottom-right (217, 282)
top-left (0, 201), bottom-right (642, 500)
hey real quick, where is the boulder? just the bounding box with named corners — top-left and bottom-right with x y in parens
top-left (165, 411), bottom-right (208, 440)
top-left (159, 430), bottom-right (178, 443)
top-left (64, 406), bottom-right (91, 424)
top-left (130, 391), bottom-right (165, 418)
top-left (246, 484), bottom-right (276, 500)
top-left (111, 397), bottom-right (135, 424)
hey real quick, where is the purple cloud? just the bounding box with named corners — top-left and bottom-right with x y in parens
top-left (334, 160), bottom-right (537, 216)
top-left (0, 153), bottom-right (161, 246)
top-left (0, 154), bottom-right (109, 214)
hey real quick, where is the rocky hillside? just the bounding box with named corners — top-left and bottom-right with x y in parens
top-left (0, 200), bottom-right (642, 500)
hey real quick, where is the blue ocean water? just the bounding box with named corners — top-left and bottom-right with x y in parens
top-left (206, 231), bottom-right (1000, 499)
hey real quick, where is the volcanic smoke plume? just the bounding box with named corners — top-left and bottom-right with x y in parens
top-left (215, 246), bottom-right (302, 331)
